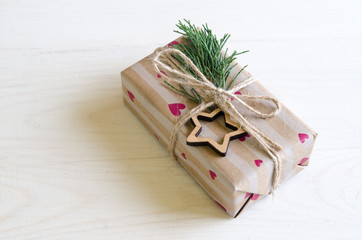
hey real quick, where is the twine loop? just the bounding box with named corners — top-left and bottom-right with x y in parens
top-left (152, 47), bottom-right (282, 194)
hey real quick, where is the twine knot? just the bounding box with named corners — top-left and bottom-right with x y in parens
top-left (200, 87), bottom-right (226, 106)
top-left (151, 47), bottom-right (283, 194)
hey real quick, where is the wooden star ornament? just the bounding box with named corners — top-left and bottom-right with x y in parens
top-left (186, 108), bottom-right (247, 156)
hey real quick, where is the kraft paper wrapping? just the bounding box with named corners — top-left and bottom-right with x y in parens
top-left (121, 39), bottom-right (317, 217)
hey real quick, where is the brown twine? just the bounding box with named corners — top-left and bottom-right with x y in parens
top-left (151, 47), bottom-right (282, 194)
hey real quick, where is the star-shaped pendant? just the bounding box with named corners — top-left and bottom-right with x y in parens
top-left (186, 108), bottom-right (247, 156)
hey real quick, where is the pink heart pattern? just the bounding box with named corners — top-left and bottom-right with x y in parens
top-left (298, 133), bottom-right (309, 143)
top-left (181, 153), bottom-right (187, 159)
top-left (254, 159), bottom-right (263, 167)
top-left (230, 91), bottom-right (242, 101)
top-left (168, 40), bottom-right (179, 47)
top-left (239, 133), bottom-right (251, 142)
top-left (157, 70), bottom-right (167, 78)
top-left (298, 157), bottom-right (309, 166)
top-left (209, 170), bottom-right (217, 180)
top-left (168, 103), bottom-right (185, 116)
top-left (251, 194), bottom-right (260, 200)
top-left (244, 192), bottom-right (252, 199)
top-left (245, 193), bottom-right (260, 200)
top-left (215, 201), bottom-right (227, 212)
top-left (127, 90), bottom-right (135, 102)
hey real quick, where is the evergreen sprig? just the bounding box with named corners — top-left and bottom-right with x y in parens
top-left (165, 19), bottom-right (248, 103)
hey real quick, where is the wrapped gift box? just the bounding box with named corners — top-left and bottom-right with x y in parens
top-left (121, 37), bottom-right (317, 217)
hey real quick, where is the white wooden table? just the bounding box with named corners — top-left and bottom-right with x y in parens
top-left (1, 0), bottom-right (362, 239)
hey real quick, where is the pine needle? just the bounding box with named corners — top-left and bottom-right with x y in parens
top-left (166, 19), bottom-right (248, 103)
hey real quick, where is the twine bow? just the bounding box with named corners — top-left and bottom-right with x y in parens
top-left (152, 47), bottom-right (283, 194)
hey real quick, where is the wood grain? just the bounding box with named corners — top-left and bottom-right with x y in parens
top-left (1, 0), bottom-right (361, 239)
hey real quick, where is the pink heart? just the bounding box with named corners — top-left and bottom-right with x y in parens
top-left (251, 194), bottom-right (260, 200)
top-left (239, 132), bottom-right (250, 142)
top-left (157, 70), bottom-right (167, 78)
top-left (298, 133), bottom-right (309, 143)
top-left (215, 201), bottom-right (227, 212)
top-left (181, 153), bottom-right (187, 159)
top-left (168, 41), bottom-right (179, 47)
top-left (209, 170), bottom-right (217, 180)
top-left (298, 157), bottom-right (309, 166)
top-left (168, 103), bottom-right (185, 116)
top-left (230, 91), bottom-right (242, 101)
top-left (127, 90), bottom-right (135, 102)
top-left (254, 159), bottom-right (263, 167)
top-left (244, 192), bottom-right (252, 199)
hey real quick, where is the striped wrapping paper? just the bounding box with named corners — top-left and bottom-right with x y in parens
top-left (121, 39), bottom-right (317, 217)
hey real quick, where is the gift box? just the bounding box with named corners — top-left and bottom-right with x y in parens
top-left (121, 36), bottom-right (317, 217)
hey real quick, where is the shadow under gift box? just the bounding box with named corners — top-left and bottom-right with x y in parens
top-left (121, 38), bottom-right (317, 217)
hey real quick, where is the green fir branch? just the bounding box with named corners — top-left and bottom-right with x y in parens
top-left (164, 19), bottom-right (249, 103)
